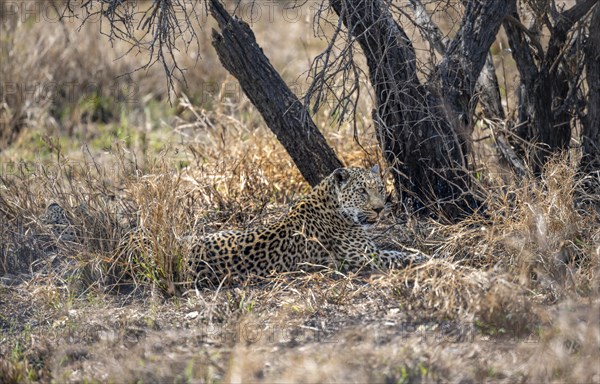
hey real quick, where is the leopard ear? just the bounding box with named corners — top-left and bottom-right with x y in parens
top-left (370, 164), bottom-right (380, 174)
top-left (332, 168), bottom-right (350, 186)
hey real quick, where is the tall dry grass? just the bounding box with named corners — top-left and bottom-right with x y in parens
top-left (1, 113), bottom-right (598, 382)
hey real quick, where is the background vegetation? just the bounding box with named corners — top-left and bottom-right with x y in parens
top-left (1, 1), bottom-right (598, 383)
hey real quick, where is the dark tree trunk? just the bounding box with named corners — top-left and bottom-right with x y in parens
top-left (582, 4), bottom-right (600, 173)
top-left (504, 0), bottom-right (598, 173)
top-left (407, 0), bottom-right (524, 176)
top-left (330, 0), bottom-right (508, 219)
top-left (437, 1), bottom-right (510, 136)
top-left (209, 0), bottom-right (343, 186)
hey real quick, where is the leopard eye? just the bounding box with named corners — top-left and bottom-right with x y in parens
top-left (358, 187), bottom-right (368, 195)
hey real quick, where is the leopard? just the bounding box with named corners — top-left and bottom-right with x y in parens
top-left (39, 201), bottom-right (129, 248)
top-left (190, 166), bottom-right (421, 287)
top-left (40, 202), bottom-right (78, 243)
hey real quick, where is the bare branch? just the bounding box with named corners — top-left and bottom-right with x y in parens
top-left (304, 2), bottom-right (358, 118)
top-left (504, 14), bottom-right (545, 61)
top-left (545, 0), bottom-right (599, 74)
top-left (407, 0), bottom-right (447, 55)
top-left (63, 0), bottom-right (206, 99)
top-left (495, 132), bottom-right (528, 177)
top-left (554, 0), bottom-right (599, 36)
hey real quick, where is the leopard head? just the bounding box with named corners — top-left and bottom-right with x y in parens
top-left (330, 166), bottom-right (387, 226)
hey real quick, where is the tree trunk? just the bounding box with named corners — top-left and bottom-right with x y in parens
top-left (504, 0), bottom-right (598, 173)
top-left (582, 4), bottom-right (600, 173)
top-left (209, 0), bottom-right (343, 186)
top-left (330, 0), bottom-right (508, 219)
top-left (437, 1), bottom-right (510, 136)
top-left (407, 0), bottom-right (523, 176)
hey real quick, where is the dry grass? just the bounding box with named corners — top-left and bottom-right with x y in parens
top-left (1, 1), bottom-right (600, 383)
top-left (1, 120), bottom-right (598, 383)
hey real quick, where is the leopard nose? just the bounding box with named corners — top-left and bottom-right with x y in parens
top-left (374, 206), bottom-right (384, 215)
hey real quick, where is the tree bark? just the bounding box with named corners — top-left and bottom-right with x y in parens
top-left (209, 0), bottom-right (343, 186)
top-left (477, 52), bottom-right (505, 121)
top-left (582, 4), bottom-right (600, 173)
top-left (438, 1), bottom-right (510, 137)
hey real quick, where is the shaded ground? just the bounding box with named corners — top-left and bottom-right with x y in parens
top-left (1, 241), bottom-right (599, 383)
